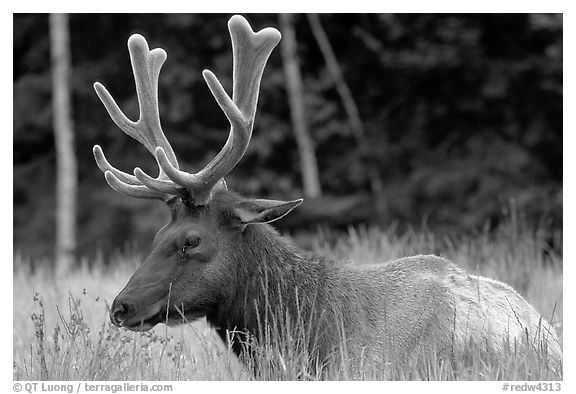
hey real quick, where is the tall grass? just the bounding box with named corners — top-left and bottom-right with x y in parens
top-left (13, 219), bottom-right (562, 380)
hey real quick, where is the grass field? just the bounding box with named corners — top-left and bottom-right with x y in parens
top-left (13, 218), bottom-right (563, 380)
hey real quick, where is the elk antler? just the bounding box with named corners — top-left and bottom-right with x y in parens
top-left (93, 34), bottom-right (182, 201)
top-left (93, 15), bottom-right (281, 204)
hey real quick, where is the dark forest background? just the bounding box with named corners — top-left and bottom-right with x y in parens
top-left (13, 14), bottom-right (562, 262)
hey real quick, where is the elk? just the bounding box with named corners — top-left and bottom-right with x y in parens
top-left (94, 15), bottom-right (562, 372)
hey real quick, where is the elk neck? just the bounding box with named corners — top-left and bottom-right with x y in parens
top-left (206, 221), bottom-right (338, 348)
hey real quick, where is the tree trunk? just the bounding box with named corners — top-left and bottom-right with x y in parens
top-left (279, 14), bottom-right (322, 198)
top-left (50, 13), bottom-right (77, 272)
top-left (307, 14), bottom-right (364, 139)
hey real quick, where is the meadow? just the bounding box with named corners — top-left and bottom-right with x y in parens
top-left (13, 216), bottom-right (563, 380)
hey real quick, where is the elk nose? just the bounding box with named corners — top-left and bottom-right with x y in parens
top-left (110, 300), bottom-right (134, 326)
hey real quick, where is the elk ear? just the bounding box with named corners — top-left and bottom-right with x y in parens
top-left (232, 198), bottom-right (303, 226)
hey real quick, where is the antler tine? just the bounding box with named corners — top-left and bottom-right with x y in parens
top-left (104, 171), bottom-right (168, 200)
top-left (157, 15), bottom-right (281, 205)
top-left (229, 16), bottom-right (283, 125)
top-left (93, 145), bottom-right (140, 185)
top-left (94, 34), bottom-right (184, 200)
top-left (94, 35), bottom-right (178, 166)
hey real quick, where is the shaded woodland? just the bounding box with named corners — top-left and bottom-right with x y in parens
top-left (13, 14), bottom-right (562, 262)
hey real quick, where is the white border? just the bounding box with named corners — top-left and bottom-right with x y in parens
top-left (6, 3), bottom-right (573, 392)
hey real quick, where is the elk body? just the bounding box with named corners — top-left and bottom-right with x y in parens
top-left (94, 16), bottom-right (562, 372)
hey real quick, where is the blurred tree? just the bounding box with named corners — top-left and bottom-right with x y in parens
top-left (307, 13), bottom-right (364, 139)
top-left (279, 13), bottom-right (322, 198)
top-left (49, 13), bottom-right (77, 271)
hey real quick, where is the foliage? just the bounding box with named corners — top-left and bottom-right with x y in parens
top-left (13, 14), bottom-right (562, 260)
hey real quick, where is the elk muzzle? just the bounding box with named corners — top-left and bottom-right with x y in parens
top-left (109, 293), bottom-right (168, 331)
top-left (109, 256), bottom-right (174, 331)
top-left (110, 299), bottom-right (132, 326)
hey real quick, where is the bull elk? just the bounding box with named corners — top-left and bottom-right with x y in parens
top-left (93, 15), bottom-right (562, 374)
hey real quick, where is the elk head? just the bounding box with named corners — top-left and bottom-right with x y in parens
top-left (94, 16), bottom-right (301, 331)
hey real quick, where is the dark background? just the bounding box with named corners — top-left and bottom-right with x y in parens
top-left (13, 14), bottom-right (563, 261)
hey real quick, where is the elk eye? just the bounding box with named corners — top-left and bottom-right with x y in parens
top-left (182, 236), bottom-right (201, 253)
